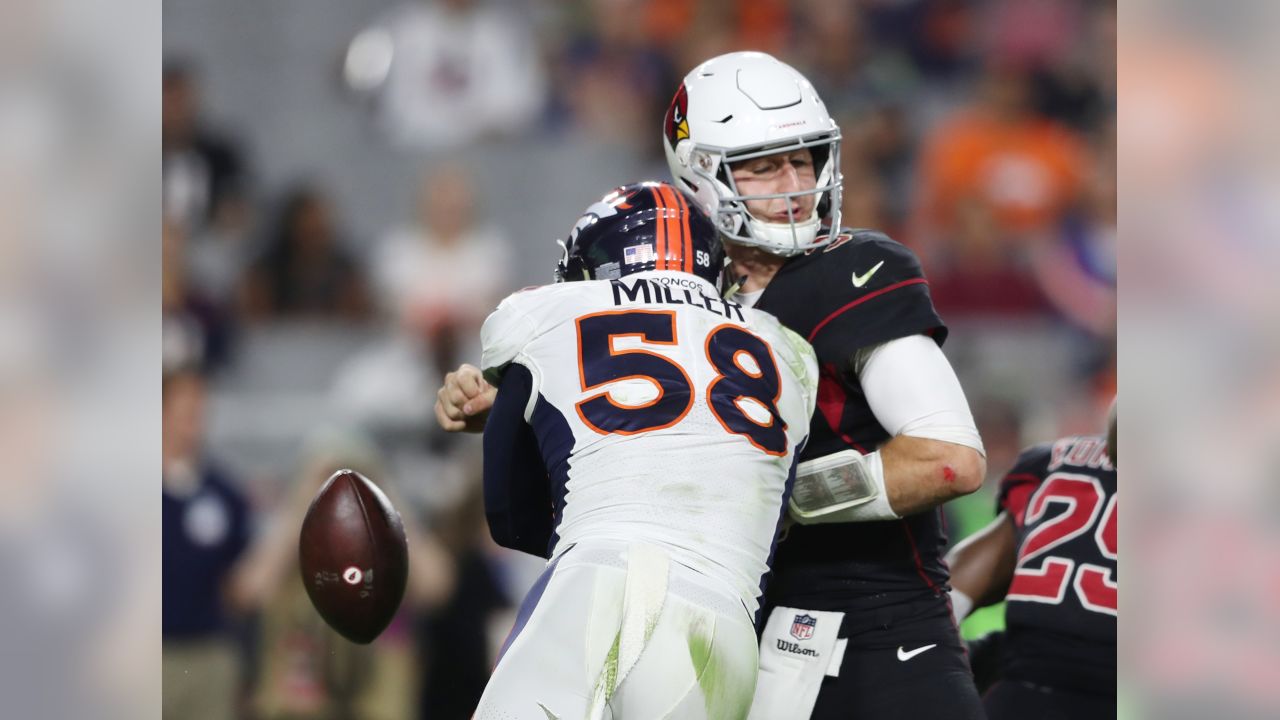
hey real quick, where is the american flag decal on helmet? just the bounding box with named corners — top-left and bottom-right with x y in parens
top-left (623, 243), bottom-right (656, 265)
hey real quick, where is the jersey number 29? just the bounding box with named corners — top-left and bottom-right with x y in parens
top-left (574, 310), bottom-right (788, 455)
top-left (1007, 473), bottom-right (1118, 616)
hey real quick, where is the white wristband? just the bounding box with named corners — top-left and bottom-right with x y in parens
top-left (790, 450), bottom-right (899, 524)
top-left (950, 589), bottom-right (975, 623)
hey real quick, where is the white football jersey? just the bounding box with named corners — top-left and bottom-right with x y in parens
top-left (481, 270), bottom-right (818, 612)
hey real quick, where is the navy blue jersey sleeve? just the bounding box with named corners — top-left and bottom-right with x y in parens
top-left (756, 229), bottom-right (947, 367)
top-left (997, 442), bottom-right (1053, 528)
top-left (482, 363), bottom-right (554, 558)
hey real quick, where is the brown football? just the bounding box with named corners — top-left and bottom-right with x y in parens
top-left (298, 469), bottom-right (408, 644)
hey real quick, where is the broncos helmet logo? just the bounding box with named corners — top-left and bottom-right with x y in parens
top-left (567, 189), bottom-right (636, 247)
top-left (665, 83), bottom-right (689, 145)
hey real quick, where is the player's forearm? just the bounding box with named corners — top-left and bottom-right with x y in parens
top-left (882, 435), bottom-right (984, 516)
top-left (945, 513), bottom-right (1017, 607)
top-left (856, 335), bottom-right (985, 516)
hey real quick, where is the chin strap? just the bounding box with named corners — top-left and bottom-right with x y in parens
top-left (722, 275), bottom-right (748, 301)
top-left (720, 257), bottom-right (748, 300)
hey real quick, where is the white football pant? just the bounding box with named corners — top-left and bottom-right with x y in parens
top-left (473, 541), bottom-right (759, 720)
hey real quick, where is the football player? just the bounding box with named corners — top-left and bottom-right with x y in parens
top-left (471, 182), bottom-right (818, 720)
top-left (947, 402), bottom-right (1118, 719)
top-left (662, 52), bottom-right (988, 719)
top-left (437, 52), bottom-right (988, 719)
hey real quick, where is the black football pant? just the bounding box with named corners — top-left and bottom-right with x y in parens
top-left (808, 607), bottom-right (985, 720)
top-left (984, 679), bottom-right (1115, 720)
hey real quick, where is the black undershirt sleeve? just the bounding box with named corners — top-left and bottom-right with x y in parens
top-left (482, 363), bottom-right (554, 558)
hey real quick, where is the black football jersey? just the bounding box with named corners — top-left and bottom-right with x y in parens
top-left (755, 229), bottom-right (953, 621)
top-left (998, 436), bottom-right (1117, 696)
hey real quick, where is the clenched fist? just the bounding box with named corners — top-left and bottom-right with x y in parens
top-left (434, 363), bottom-right (497, 433)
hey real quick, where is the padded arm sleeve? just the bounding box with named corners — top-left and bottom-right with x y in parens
top-left (482, 364), bottom-right (554, 558)
top-left (859, 334), bottom-right (985, 455)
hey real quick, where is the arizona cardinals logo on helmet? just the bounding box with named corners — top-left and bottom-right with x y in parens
top-left (664, 83), bottom-right (689, 146)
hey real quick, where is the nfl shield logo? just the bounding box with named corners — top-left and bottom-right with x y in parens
top-left (790, 613), bottom-right (817, 641)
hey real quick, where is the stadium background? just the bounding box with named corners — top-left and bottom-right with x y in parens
top-left (162, 0), bottom-right (1115, 717)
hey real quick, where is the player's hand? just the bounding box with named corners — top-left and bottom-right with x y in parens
top-left (434, 364), bottom-right (496, 433)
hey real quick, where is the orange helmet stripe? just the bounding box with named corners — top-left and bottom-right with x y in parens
top-left (673, 186), bottom-right (694, 274)
top-left (656, 183), bottom-right (685, 272)
top-left (655, 184), bottom-right (671, 271)
top-left (667, 184), bottom-right (682, 271)
top-left (661, 183), bottom-right (680, 272)
top-left (648, 186), bottom-right (668, 270)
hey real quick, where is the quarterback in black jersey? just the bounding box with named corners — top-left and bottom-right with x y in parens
top-left (662, 53), bottom-right (989, 719)
top-left (947, 406), bottom-right (1118, 719)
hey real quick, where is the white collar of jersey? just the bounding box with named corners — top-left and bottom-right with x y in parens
top-left (623, 270), bottom-right (718, 293)
top-left (734, 287), bottom-right (764, 308)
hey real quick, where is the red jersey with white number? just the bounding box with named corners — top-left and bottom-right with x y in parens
top-left (998, 436), bottom-right (1117, 696)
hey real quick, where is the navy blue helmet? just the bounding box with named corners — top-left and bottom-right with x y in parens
top-left (555, 181), bottom-right (725, 288)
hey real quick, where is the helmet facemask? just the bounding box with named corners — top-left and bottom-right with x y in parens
top-left (681, 129), bottom-right (842, 257)
top-left (553, 238), bottom-right (589, 283)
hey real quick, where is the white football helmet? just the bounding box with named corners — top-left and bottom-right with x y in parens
top-left (663, 51), bottom-right (842, 256)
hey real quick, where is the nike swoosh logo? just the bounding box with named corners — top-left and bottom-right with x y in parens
top-left (852, 261), bottom-right (885, 288)
top-left (896, 644), bottom-right (937, 661)
top-left (537, 704), bottom-right (560, 720)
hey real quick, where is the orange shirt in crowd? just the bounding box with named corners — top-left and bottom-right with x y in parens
top-left (918, 111), bottom-right (1086, 236)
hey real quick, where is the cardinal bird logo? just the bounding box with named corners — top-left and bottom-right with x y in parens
top-left (665, 83), bottom-right (689, 145)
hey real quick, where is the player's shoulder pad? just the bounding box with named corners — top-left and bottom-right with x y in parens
top-left (480, 283), bottom-right (569, 377)
top-left (996, 441), bottom-right (1058, 518)
top-left (762, 228), bottom-right (944, 354)
top-left (1009, 441), bottom-right (1054, 475)
top-left (999, 442), bottom-right (1054, 493)
top-left (814, 228), bottom-right (929, 286)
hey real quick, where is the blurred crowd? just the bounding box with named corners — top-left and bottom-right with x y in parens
top-left (162, 0), bottom-right (1115, 717)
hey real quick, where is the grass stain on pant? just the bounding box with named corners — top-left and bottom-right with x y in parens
top-left (687, 614), bottom-right (752, 720)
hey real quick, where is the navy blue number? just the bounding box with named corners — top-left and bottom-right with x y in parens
top-left (575, 311), bottom-right (693, 435)
top-left (705, 325), bottom-right (788, 455)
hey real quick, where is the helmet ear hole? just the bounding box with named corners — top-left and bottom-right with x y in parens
top-left (810, 145), bottom-right (831, 172)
